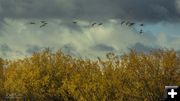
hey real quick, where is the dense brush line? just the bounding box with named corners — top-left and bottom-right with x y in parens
top-left (0, 49), bottom-right (179, 101)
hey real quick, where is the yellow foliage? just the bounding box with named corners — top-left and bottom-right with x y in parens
top-left (0, 49), bottom-right (179, 101)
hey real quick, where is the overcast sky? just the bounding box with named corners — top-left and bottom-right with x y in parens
top-left (0, 0), bottom-right (180, 59)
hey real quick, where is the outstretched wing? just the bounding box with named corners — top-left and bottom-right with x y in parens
top-left (40, 23), bottom-right (47, 28)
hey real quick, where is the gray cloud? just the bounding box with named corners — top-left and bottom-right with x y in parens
top-left (0, 0), bottom-right (180, 60)
top-left (91, 44), bottom-right (115, 51)
top-left (26, 45), bottom-right (43, 54)
top-left (61, 43), bottom-right (80, 56)
top-left (130, 43), bottom-right (155, 53)
top-left (0, 43), bottom-right (11, 52)
top-left (0, 18), bottom-right (179, 59)
top-left (0, 43), bottom-right (12, 57)
top-left (0, 18), bottom-right (144, 59)
top-left (0, 0), bottom-right (179, 23)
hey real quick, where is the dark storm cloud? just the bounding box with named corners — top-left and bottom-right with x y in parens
top-left (0, 0), bottom-right (179, 22)
top-left (0, 0), bottom-right (76, 19)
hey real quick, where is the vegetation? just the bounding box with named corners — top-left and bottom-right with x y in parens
top-left (0, 49), bottom-right (180, 101)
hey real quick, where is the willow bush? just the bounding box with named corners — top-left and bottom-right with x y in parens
top-left (0, 58), bottom-right (5, 99)
top-left (0, 49), bottom-right (179, 101)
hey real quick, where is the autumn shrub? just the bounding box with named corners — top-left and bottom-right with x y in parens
top-left (2, 49), bottom-right (180, 101)
top-left (0, 58), bottom-right (5, 99)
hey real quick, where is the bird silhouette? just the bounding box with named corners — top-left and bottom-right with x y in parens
top-left (139, 29), bottom-right (143, 34)
top-left (40, 23), bottom-right (47, 28)
top-left (129, 22), bottom-right (135, 26)
top-left (73, 21), bottom-right (77, 24)
top-left (92, 23), bottom-right (96, 27)
top-left (140, 24), bottom-right (144, 26)
top-left (126, 21), bottom-right (130, 26)
top-left (29, 22), bottom-right (35, 24)
top-left (121, 21), bottom-right (125, 25)
top-left (98, 23), bottom-right (103, 26)
top-left (40, 21), bottom-right (46, 23)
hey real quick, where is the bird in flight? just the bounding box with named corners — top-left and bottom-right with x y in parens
top-left (126, 21), bottom-right (130, 26)
top-left (98, 23), bottom-right (103, 26)
top-left (129, 22), bottom-right (135, 26)
top-left (40, 21), bottom-right (46, 23)
top-left (92, 23), bottom-right (96, 27)
top-left (140, 24), bottom-right (144, 26)
top-left (121, 21), bottom-right (125, 25)
top-left (40, 23), bottom-right (47, 28)
top-left (29, 22), bottom-right (35, 24)
top-left (139, 29), bottom-right (143, 34)
top-left (73, 21), bottom-right (77, 24)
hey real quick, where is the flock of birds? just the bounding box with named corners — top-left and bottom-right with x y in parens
top-left (29, 20), bottom-right (144, 34)
top-left (120, 21), bottom-right (144, 34)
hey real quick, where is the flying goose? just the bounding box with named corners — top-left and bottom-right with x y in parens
top-left (92, 23), bottom-right (96, 27)
top-left (140, 24), bottom-right (144, 26)
top-left (40, 23), bottom-right (47, 28)
top-left (126, 21), bottom-right (130, 26)
top-left (139, 29), bottom-right (143, 34)
top-left (98, 23), bottom-right (103, 26)
top-left (121, 21), bottom-right (125, 25)
top-left (73, 21), bottom-right (77, 24)
top-left (29, 22), bottom-right (35, 24)
top-left (129, 22), bottom-right (135, 26)
top-left (41, 21), bottom-right (46, 23)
